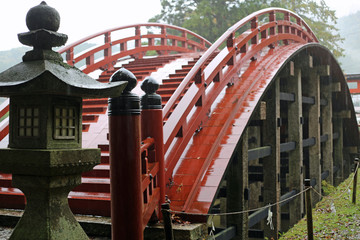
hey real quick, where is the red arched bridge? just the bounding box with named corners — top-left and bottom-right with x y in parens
top-left (0, 8), bottom-right (358, 239)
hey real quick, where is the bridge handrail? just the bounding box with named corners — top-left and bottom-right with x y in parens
top-left (58, 23), bottom-right (211, 74)
top-left (163, 8), bottom-right (318, 179)
top-left (140, 137), bottom-right (161, 229)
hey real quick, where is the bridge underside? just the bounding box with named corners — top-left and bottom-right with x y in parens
top-left (198, 44), bottom-right (359, 238)
top-left (158, 43), bottom-right (359, 238)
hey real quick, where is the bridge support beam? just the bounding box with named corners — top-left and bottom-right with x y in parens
top-left (141, 77), bottom-right (166, 219)
top-left (262, 78), bottom-right (281, 239)
top-left (282, 66), bottom-right (304, 228)
top-left (333, 115), bottom-right (344, 186)
top-left (227, 129), bottom-right (249, 240)
top-left (321, 77), bottom-right (334, 185)
top-left (307, 68), bottom-right (321, 203)
top-left (248, 107), bottom-right (263, 219)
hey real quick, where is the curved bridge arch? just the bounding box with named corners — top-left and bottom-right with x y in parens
top-left (58, 23), bottom-right (212, 74)
top-left (163, 8), bottom-right (319, 178)
top-left (0, 7), bottom-right (358, 239)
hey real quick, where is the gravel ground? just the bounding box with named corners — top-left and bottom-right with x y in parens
top-left (0, 227), bottom-right (12, 240)
top-left (0, 227), bottom-right (111, 240)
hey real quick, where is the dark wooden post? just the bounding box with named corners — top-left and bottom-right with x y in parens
top-left (304, 179), bottom-right (314, 240)
top-left (262, 78), bottom-right (280, 239)
top-left (227, 129), bottom-right (249, 239)
top-left (141, 77), bottom-right (166, 216)
top-left (282, 64), bottom-right (304, 227)
top-left (333, 116), bottom-right (344, 186)
top-left (161, 203), bottom-right (174, 240)
top-left (307, 68), bottom-right (321, 203)
top-left (321, 76), bottom-right (334, 185)
top-left (353, 158), bottom-right (359, 204)
top-left (108, 68), bottom-right (143, 240)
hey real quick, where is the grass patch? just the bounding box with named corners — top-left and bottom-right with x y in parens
top-left (280, 173), bottom-right (360, 239)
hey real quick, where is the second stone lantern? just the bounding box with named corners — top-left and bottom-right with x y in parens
top-left (0, 2), bottom-right (128, 239)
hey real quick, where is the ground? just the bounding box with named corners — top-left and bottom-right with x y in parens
top-left (280, 171), bottom-right (360, 239)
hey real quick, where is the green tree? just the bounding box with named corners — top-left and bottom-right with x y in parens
top-left (150, 0), bottom-right (344, 57)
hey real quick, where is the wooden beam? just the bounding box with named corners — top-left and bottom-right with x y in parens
top-left (333, 110), bottom-right (351, 119)
top-left (227, 130), bottom-right (249, 240)
top-left (280, 92), bottom-right (295, 102)
top-left (262, 78), bottom-right (281, 239)
top-left (248, 146), bottom-right (271, 161)
top-left (321, 74), bottom-right (334, 185)
top-left (280, 142), bottom-right (296, 153)
top-left (307, 68), bottom-right (322, 203)
top-left (331, 82), bottom-right (341, 92)
top-left (345, 146), bottom-right (358, 154)
top-left (316, 65), bottom-right (330, 76)
top-left (282, 68), bottom-right (304, 227)
top-left (214, 226), bottom-right (236, 240)
top-left (256, 101), bottom-right (267, 120)
top-left (293, 54), bottom-right (313, 71)
top-left (333, 118), bottom-right (344, 186)
top-left (302, 96), bottom-right (315, 105)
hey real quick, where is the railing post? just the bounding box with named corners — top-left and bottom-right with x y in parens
top-left (141, 77), bottom-right (166, 215)
top-left (66, 48), bottom-right (74, 66)
top-left (104, 32), bottom-right (114, 71)
top-left (108, 68), bottom-right (143, 240)
top-left (161, 203), bottom-right (174, 240)
top-left (353, 158), bottom-right (359, 204)
top-left (304, 179), bottom-right (314, 240)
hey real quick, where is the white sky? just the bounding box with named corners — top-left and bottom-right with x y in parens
top-left (0, 0), bottom-right (360, 51)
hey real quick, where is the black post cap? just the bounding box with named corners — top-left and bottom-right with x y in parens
top-left (108, 68), bottom-right (140, 115)
top-left (141, 76), bottom-right (162, 109)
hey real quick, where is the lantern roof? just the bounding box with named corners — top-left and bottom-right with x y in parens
top-left (0, 60), bottom-right (126, 97)
top-left (0, 1), bottom-right (127, 98)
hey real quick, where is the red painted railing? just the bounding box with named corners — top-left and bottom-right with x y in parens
top-left (0, 23), bottom-right (211, 147)
top-left (58, 23), bottom-right (212, 74)
top-left (140, 137), bottom-right (161, 227)
top-left (162, 8), bottom-right (318, 181)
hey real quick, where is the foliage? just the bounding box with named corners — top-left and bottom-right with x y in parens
top-left (275, 0), bottom-right (344, 57)
top-left (280, 174), bottom-right (360, 239)
top-left (150, 0), bottom-right (344, 57)
top-left (321, 180), bottom-right (336, 196)
top-left (0, 43), bottom-right (96, 73)
top-left (337, 11), bottom-right (360, 74)
top-left (0, 47), bottom-right (30, 72)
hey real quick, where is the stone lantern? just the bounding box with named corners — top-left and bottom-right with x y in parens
top-left (0, 2), bottom-right (126, 239)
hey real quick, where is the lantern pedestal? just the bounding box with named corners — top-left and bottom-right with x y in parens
top-left (0, 148), bottom-right (100, 240)
top-left (11, 174), bottom-right (85, 239)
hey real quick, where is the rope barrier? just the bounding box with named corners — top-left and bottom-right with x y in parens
top-left (162, 164), bottom-right (359, 239)
top-left (166, 163), bottom-right (359, 218)
top-left (168, 188), bottom-right (309, 217)
top-left (311, 163), bottom-right (359, 201)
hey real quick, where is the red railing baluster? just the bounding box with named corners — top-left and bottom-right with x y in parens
top-left (141, 77), bottom-right (165, 220)
top-left (57, 23), bottom-right (211, 74)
